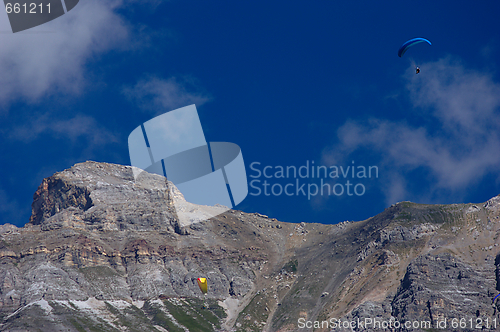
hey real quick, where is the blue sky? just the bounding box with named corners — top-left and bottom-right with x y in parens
top-left (1, 0), bottom-right (499, 227)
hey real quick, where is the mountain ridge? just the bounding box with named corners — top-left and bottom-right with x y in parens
top-left (0, 161), bottom-right (499, 331)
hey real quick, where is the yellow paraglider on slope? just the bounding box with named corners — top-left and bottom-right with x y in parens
top-left (197, 278), bottom-right (208, 294)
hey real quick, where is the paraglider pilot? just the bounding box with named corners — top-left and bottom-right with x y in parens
top-left (398, 38), bottom-right (431, 75)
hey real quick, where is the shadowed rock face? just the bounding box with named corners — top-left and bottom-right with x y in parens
top-left (30, 176), bottom-right (93, 225)
top-left (1, 161), bottom-right (500, 332)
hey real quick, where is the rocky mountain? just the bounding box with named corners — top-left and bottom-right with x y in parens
top-left (1, 161), bottom-right (500, 331)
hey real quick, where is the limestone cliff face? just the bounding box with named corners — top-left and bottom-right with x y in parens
top-left (1, 161), bottom-right (500, 332)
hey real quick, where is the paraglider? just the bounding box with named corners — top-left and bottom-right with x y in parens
top-left (197, 277), bottom-right (208, 309)
top-left (398, 38), bottom-right (432, 57)
top-left (197, 277), bottom-right (208, 294)
top-left (398, 38), bottom-right (431, 74)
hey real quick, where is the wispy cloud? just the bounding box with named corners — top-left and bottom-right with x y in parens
top-left (123, 76), bottom-right (211, 114)
top-left (323, 58), bottom-right (500, 205)
top-left (8, 114), bottom-right (118, 147)
top-left (0, 0), bottom-right (131, 108)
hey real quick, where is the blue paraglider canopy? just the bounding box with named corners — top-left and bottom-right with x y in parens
top-left (398, 38), bottom-right (432, 57)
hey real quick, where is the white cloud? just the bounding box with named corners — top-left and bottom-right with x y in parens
top-left (407, 57), bottom-right (500, 136)
top-left (0, 0), bottom-right (130, 108)
top-left (123, 76), bottom-right (211, 114)
top-left (323, 58), bottom-right (500, 204)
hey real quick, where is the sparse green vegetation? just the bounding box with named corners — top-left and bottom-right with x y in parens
top-left (281, 259), bottom-right (298, 273)
top-left (142, 301), bottom-right (185, 332)
top-left (46, 301), bottom-right (120, 332)
top-left (163, 298), bottom-right (220, 331)
top-left (103, 302), bottom-right (156, 332)
top-left (68, 317), bottom-right (86, 332)
top-left (236, 293), bottom-right (270, 332)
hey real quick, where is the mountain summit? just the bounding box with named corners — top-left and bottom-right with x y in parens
top-left (1, 161), bottom-right (500, 331)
